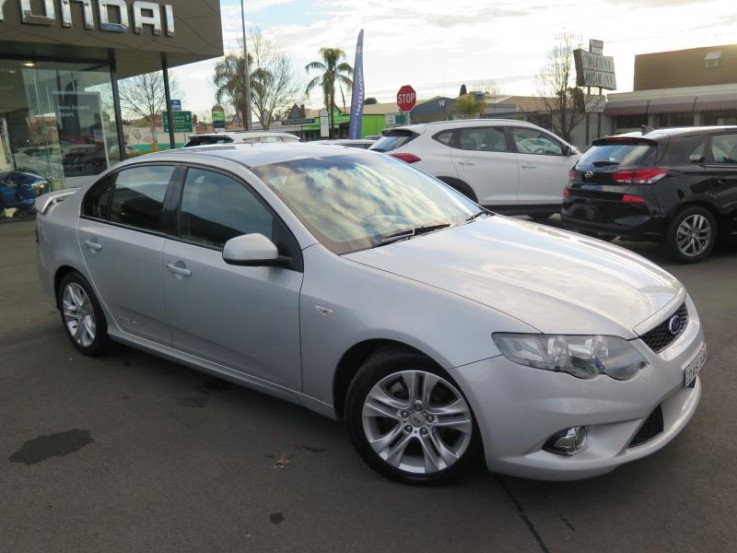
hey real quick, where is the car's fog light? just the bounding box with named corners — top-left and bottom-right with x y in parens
top-left (544, 426), bottom-right (588, 456)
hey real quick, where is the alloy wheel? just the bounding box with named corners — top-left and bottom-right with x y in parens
top-left (62, 282), bottom-right (97, 348)
top-left (361, 370), bottom-right (473, 475)
top-left (676, 213), bottom-right (712, 258)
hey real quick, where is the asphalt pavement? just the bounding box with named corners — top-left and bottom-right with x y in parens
top-left (2, 219), bottom-right (736, 553)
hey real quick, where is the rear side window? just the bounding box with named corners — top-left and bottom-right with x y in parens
top-left (579, 140), bottom-right (657, 167)
top-left (370, 131), bottom-right (418, 152)
top-left (709, 133), bottom-right (737, 164)
top-left (108, 166), bottom-right (174, 232)
top-left (456, 127), bottom-right (508, 152)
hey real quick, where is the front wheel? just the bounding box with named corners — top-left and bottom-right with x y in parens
top-left (58, 272), bottom-right (112, 355)
top-left (663, 206), bottom-right (716, 263)
top-left (345, 349), bottom-right (478, 484)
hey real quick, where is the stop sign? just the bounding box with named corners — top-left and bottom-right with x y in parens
top-left (396, 85), bottom-right (417, 112)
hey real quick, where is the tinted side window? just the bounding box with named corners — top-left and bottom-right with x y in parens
top-left (456, 127), bottom-right (508, 152)
top-left (509, 127), bottom-right (564, 155)
top-left (82, 174), bottom-right (115, 219)
top-left (433, 130), bottom-right (454, 145)
top-left (109, 166), bottom-right (173, 232)
top-left (709, 134), bottom-right (737, 164)
top-left (178, 168), bottom-right (274, 248)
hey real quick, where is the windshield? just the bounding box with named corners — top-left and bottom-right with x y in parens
top-left (251, 152), bottom-right (480, 254)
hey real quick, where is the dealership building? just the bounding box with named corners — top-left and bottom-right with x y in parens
top-left (0, 0), bottom-right (223, 190)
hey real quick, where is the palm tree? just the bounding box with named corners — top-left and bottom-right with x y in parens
top-left (305, 48), bottom-right (353, 138)
top-left (214, 52), bottom-right (252, 128)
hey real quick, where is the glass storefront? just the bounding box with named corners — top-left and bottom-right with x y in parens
top-left (0, 58), bottom-right (121, 217)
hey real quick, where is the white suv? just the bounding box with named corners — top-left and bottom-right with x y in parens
top-left (183, 131), bottom-right (300, 147)
top-left (371, 119), bottom-right (580, 218)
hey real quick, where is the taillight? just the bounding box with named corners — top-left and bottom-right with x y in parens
top-left (622, 195), bottom-right (646, 203)
top-left (563, 187), bottom-right (571, 198)
top-left (390, 152), bottom-right (421, 164)
top-left (612, 168), bottom-right (668, 184)
top-left (568, 168), bottom-right (576, 183)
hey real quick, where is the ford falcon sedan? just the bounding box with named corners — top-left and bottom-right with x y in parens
top-left (35, 144), bottom-right (705, 483)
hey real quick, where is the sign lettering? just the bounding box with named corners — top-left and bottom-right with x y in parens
top-left (0, 0), bottom-right (174, 36)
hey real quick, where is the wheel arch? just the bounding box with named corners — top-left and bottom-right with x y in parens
top-left (436, 177), bottom-right (478, 203)
top-left (332, 339), bottom-right (441, 421)
top-left (669, 199), bottom-right (723, 223)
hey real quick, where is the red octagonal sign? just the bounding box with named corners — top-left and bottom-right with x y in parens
top-left (396, 84), bottom-right (417, 112)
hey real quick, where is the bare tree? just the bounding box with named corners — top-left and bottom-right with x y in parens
top-left (118, 71), bottom-right (179, 145)
top-left (535, 33), bottom-right (585, 142)
top-left (249, 29), bottom-right (301, 130)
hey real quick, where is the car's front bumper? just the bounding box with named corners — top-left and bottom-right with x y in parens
top-left (451, 299), bottom-right (704, 481)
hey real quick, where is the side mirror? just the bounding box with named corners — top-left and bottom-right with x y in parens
top-left (223, 233), bottom-right (291, 267)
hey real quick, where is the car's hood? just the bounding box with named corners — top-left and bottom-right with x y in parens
top-left (345, 216), bottom-right (683, 336)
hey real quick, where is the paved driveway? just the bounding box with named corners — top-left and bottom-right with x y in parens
top-left (2, 219), bottom-right (736, 553)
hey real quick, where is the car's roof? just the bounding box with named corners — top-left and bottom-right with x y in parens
top-left (386, 118), bottom-right (539, 133)
top-left (191, 130), bottom-right (297, 138)
top-left (606, 125), bottom-right (737, 141)
top-left (120, 143), bottom-right (373, 169)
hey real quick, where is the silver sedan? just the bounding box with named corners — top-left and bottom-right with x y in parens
top-left (35, 144), bottom-right (705, 483)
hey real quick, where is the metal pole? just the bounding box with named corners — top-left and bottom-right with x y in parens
top-left (161, 53), bottom-right (175, 149)
top-left (240, 0), bottom-right (252, 130)
top-left (108, 49), bottom-right (127, 161)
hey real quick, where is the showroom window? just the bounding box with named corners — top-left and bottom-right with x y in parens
top-left (0, 58), bottom-right (122, 201)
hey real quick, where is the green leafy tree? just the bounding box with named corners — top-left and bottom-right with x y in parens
top-left (305, 48), bottom-right (353, 138)
top-left (452, 93), bottom-right (486, 119)
top-left (213, 51), bottom-right (251, 128)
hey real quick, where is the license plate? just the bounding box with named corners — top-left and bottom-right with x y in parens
top-left (684, 344), bottom-right (707, 387)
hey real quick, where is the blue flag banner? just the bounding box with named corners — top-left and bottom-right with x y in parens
top-left (348, 29), bottom-right (365, 140)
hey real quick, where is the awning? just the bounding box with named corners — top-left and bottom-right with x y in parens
top-left (647, 96), bottom-right (697, 114)
top-left (604, 98), bottom-right (649, 116)
top-left (694, 92), bottom-right (737, 112)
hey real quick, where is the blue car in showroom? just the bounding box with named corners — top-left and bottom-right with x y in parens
top-left (0, 170), bottom-right (50, 216)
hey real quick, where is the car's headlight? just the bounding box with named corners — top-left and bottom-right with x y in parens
top-left (492, 333), bottom-right (648, 380)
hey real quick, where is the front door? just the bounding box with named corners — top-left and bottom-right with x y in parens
top-left (161, 167), bottom-right (304, 390)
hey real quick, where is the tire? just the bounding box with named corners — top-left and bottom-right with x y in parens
top-left (57, 272), bottom-right (112, 356)
top-left (345, 348), bottom-right (479, 484)
top-left (663, 206), bottom-right (717, 263)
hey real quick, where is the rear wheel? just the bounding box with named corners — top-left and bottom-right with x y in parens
top-left (346, 349), bottom-right (478, 484)
top-left (663, 206), bottom-right (716, 263)
top-left (58, 272), bottom-right (112, 355)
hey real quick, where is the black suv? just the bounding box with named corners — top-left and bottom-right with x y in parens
top-left (561, 126), bottom-right (737, 263)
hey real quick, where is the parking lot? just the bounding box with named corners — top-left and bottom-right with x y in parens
top-left (2, 218), bottom-right (736, 553)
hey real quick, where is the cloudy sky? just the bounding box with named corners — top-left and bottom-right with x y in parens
top-left (169, 0), bottom-right (737, 118)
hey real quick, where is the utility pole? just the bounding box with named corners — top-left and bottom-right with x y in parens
top-left (240, 0), bottom-right (253, 130)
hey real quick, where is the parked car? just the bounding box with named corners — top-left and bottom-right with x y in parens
top-left (561, 126), bottom-right (737, 263)
top-left (0, 170), bottom-right (50, 216)
top-left (183, 131), bottom-right (300, 147)
top-left (36, 144), bottom-right (705, 484)
top-left (370, 119), bottom-right (580, 218)
top-left (311, 139), bottom-right (376, 149)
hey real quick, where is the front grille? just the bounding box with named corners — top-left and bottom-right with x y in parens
top-left (629, 405), bottom-right (664, 447)
top-left (639, 302), bottom-right (688, 353)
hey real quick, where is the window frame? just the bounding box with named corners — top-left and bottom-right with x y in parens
top-left (80, 163), bottom-right (182, 237)
top-left (167, 163), bottom-right (304, 272)
top-left (507, 126), bottom-right (566, 157)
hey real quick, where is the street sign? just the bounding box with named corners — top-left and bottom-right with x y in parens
top-left (396, 85), bottom-right (417, 112)
top-left (162, 110), bottom-right (193, 132)
top-left (319, 109), bottom-right (329, 138)
top-left (212, 104), bottom-right (225, 131)
top-left (170, 99), bottom-right (181, 111)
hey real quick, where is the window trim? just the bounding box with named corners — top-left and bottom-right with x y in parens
top-left (80, 162), bottom-right (182, 237)
top-left (167, 163), bottom-right (304, 272)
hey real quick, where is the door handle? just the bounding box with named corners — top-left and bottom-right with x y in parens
top-left (521, 164), bottom-right (537, 169)
top-left (457, 161), bottom-right (475, 166)
top-left (167, 263), bottom-right (192, 277)
top-left (83, 239), bottom-right (102, 251)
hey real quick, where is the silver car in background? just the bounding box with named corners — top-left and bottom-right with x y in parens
top-left (35, 145), bottom-right (705, 483)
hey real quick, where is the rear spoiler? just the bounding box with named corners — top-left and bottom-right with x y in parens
top-left (35, 187), bottom-right (81, 215)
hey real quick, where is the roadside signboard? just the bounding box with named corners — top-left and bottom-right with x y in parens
top-left (396, 85), bottom-right (417, 112)
top-left (170, 99), bottom-right (182, 111)
top-left (574, 49), bottom-right (617, 90)
top-left (320, 109), bottom-right (329, 138)
top-left (212, 104), bottom-right (225, 131)
top-left (163, 110), bottom-right (193, 132)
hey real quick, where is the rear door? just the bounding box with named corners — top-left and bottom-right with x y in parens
top-left (78, 164), bottom-right (177, 344)
top-left (508, 126), bottom-right (577, 207)
top-left (702, 131), bottom-right (737, 212)
top-left (450, 125), bottom-right (519, 206)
